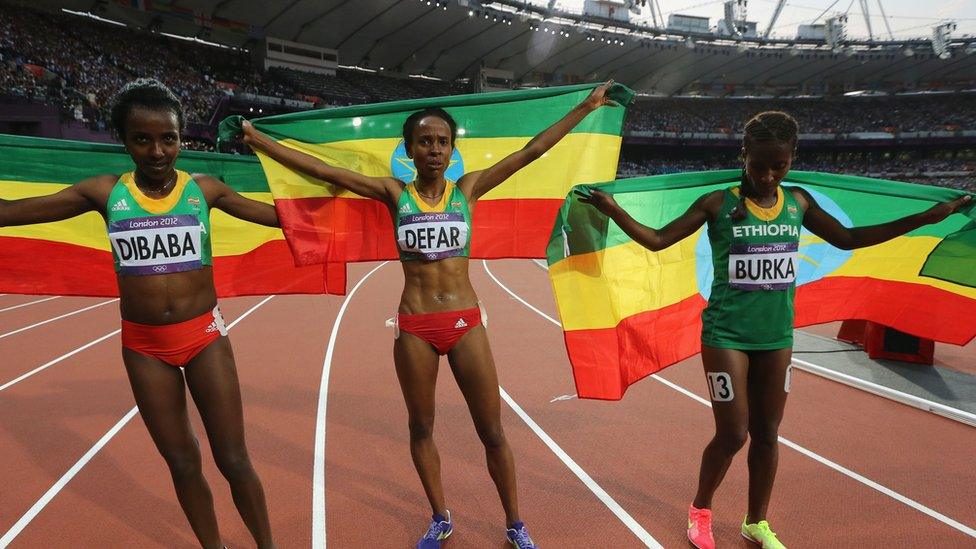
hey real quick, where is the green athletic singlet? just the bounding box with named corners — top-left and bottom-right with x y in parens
top-left (395, 180), bottom-right (472, 261)
top-left (105, 171), bottom-right (211, 275)
top-left (700, 185), bottom-right (803, 350)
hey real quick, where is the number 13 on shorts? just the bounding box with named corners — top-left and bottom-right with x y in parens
top-left (706, 372), bottom-right (734, 402)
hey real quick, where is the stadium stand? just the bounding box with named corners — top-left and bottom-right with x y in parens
top-left (1, 1), bottom-right (973, 189)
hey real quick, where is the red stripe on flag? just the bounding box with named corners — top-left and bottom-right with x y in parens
top-left (274, 197), bottom-right (565, 265)
top-left (564, 277), bottom-right (976, 400)
top-left (0, 236), bottom-right (117, 296)
top-left (795, 276), bottom-right (976, 345)
top-left (0, 237), bottom-right (346, 297)
top-left (564, 294), bottom-right (706, 400)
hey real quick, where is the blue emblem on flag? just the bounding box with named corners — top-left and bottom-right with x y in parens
top-left (391, 139), bottom-right (464, 183)
top-left (694, 185), bottom-right (854, 299)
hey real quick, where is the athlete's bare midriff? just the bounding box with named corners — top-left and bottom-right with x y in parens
top-left (117, 267), bottom-right (218, 325)
top-left (398, 256), bottom-right (478, 315)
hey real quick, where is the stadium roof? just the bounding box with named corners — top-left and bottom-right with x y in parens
top-left (38, 0), bottom-right (976, 95)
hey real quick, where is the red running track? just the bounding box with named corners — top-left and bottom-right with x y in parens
top-left (0, 260), bottom-right (973, 548)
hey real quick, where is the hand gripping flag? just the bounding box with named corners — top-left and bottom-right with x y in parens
top-left (0, 134), bottom-right (344, 297)
top-left (218, 83), bottom-right (635, 273)
top-left (546, 170), bottom-right (976, 400)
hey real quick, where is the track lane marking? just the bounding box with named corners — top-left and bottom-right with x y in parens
top-left (0, 330), bottom-right (120, 392)
top-left (0, 296), bottom-right (61, 313)
top-left (482, 261), bottom-right (663, 548)
top-left (0, 299), bottom-right (118, 340)
top-left (0, 296), bottom-right (275, 545)
top-left (484, 259), bottom-right (976, 540)
top-left (312, 262), bottom-right (388, 549)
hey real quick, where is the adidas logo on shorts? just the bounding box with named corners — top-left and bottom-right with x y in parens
top-left (454, 318), bottom-right (468, 329)
top-left (111, 198), bottom-right (130, 212)
top-left (205, 307), bottom-right (228, 335)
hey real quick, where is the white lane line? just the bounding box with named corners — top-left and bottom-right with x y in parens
top-left (483, 261), bottom-right (663, 548)
top-left (500, 388), bottom-right (663, 548)
top-left (484, 259), bottom-right (976, 540)
top-left (0, 330), bottom-right (119, 392)
top-left (0, 296), bottom-right (275, 545)
top-left (0, 296), bottom-right (61, 313)
top-left (312, 263), bottom-right (388, 549)
top-left (0, 299), bottom-right (119, 340)
top-left (0, 408), bottom-right (141, 548)
top-left (790, 357), bottom-right (976, 428)
top-left (536, 261), bottom-right (975, 428)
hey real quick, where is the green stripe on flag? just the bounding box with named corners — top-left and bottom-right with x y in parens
top-left (921, 215), bottom-right (976, 288)
top-left (547, 170), bottom-right (976, 265)
top-left (218, 83), bottom-right (635, 145)
top-left (0, 134), bottom-right (269, 192)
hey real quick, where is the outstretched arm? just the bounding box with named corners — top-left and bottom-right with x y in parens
top-left (195, 174), bottom-right (279, 228)
top-left (577, 187), bottom-right (721, 252)
top-left (242, 120), bottom-right (401, 206)
top-left (461, 81), bottom-right (618, 201)
top-left (796, 187), bottom-right (972, 250)
top-left (0, 176), bottom-right (109, 227)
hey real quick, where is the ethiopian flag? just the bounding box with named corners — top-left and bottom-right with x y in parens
top-left (218, 83), bottom-right (634, 266)
top-left (547, 170), bottom-right (976, 400)
top-left (0, 134), bottom-right (344, 297)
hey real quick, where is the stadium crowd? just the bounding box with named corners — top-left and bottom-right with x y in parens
top-left (1, 2), bottom-right (974, 191)
top-left (616, 154), bottom-right (976, 191)
top-left (625, 95), bottom-right (976, 135)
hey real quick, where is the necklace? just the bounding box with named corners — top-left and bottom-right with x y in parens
top-left (415, 185), bottom-right (445, 201)
top-left (745, 192), bottom-right (779, 223)
top-left (136, 171), bottom-right (177, 197)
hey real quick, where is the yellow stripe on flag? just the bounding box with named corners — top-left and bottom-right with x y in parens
top-left (831, 235), bottom-right (976, 299)
top-left (0, 180), bottom-right (282, 256)
top-left (549, 229), bottom-right (702, 331)
top-left (257, 134), bottom-right (622, 200)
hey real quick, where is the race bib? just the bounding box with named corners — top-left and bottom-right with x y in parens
top-left (728, 241), bottom-right (797, 291)
top-left (397, 212), bottom-right (468, 261)
top-left (109, 214), bottom-right (203, 275)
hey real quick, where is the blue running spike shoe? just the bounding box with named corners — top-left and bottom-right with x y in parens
top-left (416, 510), bottom-right (453, 549)
top-left (506, 521), bottom-right (538, 549)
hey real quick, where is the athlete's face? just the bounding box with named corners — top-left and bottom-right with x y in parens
top-left (743, 141), bottom-right (793, 196)
top-left (408, 116), bottom-right (453, 179)
top-left (122, 106), bottom-right (182, 184)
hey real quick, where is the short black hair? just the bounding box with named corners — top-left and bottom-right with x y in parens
top-left (110, 78), bottom-right (185, 139)
top-left (402, 107), bottom-right (458, 147)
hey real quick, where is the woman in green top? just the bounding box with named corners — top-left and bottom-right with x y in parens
top-left (0, 79), bottom-right (280, 549)
top-left (579, 111), bottom-right (970, 549)
top-left (242, 81), bottom-right (616, 549)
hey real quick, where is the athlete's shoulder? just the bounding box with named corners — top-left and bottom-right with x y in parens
top-left (782, 185), bottom-right (812, 209)
top-left (188, 172), bottom-right (219, 186)
top-left (698, 188), bottom-right (728, 209)
top-left (84, 173), bottom-right (122, 187)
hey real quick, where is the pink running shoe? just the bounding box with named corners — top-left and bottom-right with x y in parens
top-left (687, 504), bottom-right (715, 549)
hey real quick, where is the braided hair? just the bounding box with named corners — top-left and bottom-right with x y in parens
top-left (110, 78), bottom-right (185, 140)
top-left (731, 111), bottom-right (799, 221)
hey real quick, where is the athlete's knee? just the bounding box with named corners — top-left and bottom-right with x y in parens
top-left (407, 416), bottom-right (435, 442)
top-left (713, 428), bottom-right (749, 454)
top-left (748, 420), bottom-right (781, 447)
top-left (162, 447), bottom-right (203, 479)
top-left (214, 449), bottom-right (255, 482)
top-left (475, 423), bottom-right (507, 451)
